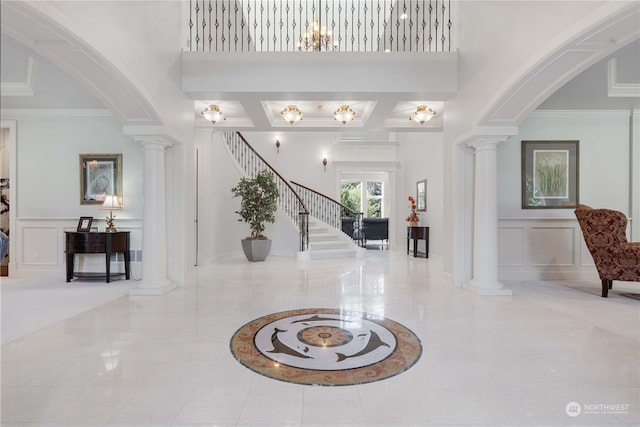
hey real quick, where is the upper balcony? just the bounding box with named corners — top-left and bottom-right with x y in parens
top-left (187, 0), bottom-right (454, 53)
top-left (183, 1), bottom-right (458, 132)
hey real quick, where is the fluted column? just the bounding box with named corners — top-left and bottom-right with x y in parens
top-left (129, 137), bottom-right (176, 296)
top-left (465, 138), bottom-right (512, 296)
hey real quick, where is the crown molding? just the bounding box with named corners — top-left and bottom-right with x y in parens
top-left (1, 57), bottom-right (38, 96)
top-left (0, 109), bottom-right (113, 118)
top-left (529, 110), bottom-right (632, 118)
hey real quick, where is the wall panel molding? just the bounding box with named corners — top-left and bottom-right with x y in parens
top-left (499, 218), bottom-right (588, 281)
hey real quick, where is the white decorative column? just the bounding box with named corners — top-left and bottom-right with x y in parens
top-left (129, 137), bottom-right (177, 296)
top-left (465, 138), bottom-right (512, 296)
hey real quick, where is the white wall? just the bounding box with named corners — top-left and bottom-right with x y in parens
top-left (397, 133), bottom-right (444, 256)
top-left (196, 130), bottom-right (300, 264)
top-left (5, 113), bottom-right (144, 278)
top-left (196, 130), bottom-right (445, 259)
top-left (497, 110), bottom-right (634, 280)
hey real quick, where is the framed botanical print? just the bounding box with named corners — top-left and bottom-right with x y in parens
top-left (521, 141), bottom-right (579, 209)
top-left (79, 154), bottom-right (122, 205)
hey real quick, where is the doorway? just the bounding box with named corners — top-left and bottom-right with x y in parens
top-left (0, 127), bottom-right (11, 276)
top-left (340, 171), bottom-right (390, 249)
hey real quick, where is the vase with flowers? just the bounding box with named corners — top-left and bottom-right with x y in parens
top-left (406, 196), bottom-right (419, 226)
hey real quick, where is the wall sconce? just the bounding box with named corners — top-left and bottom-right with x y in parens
top-left (275, 139), bottom-right (280, 153)
top-left (322, 158), bottom-right (328, 171)
top-left (101, 195), bottom-right (122, 232)
top-left (201, 104), bottom-right (225, 124)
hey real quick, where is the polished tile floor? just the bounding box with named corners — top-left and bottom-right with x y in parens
top-left (1, 251), bottom-right (639, 426)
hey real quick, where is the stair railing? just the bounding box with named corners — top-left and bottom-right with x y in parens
top-left (291, 180), bottom-right (363, 244)
top-left (223, 131), bottom-right (309, 251)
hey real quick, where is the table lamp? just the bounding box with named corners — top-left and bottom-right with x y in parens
top-left (101, 195), bottom-right (122, 232)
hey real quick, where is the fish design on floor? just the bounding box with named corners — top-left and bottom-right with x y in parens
top-left (336, 330), bottom-right (389, 362)
top-left (291, 314), bottom-right (352, 324)
top-left (267, 328), bottom-right (312, 359)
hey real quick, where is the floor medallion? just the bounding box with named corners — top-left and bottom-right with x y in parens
top-left (230, 308), bottom-right (422, 386)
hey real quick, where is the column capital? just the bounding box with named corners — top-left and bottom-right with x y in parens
top-left (139, 137), bottom-right (173, 150)
top-left (455, 126), bottom-right (518, 147)
top-left (122, 125), bottom-right (182, 146)
top-left (466, 138), bottom-right (503, 151)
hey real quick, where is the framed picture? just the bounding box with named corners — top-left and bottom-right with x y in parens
top-left (521, 140), bottom-right (579, 209)
top-left (79, 154), bottom-right (122, 205)
top-left (416, 179), bottom-right (427, 211)
top-left (77, 216), bottom-right (93, 232)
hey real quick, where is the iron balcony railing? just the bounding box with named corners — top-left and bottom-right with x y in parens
top-left (223, 131), bottom-right (310, 252)
top-left (188, 0), bottom-right (453, 52)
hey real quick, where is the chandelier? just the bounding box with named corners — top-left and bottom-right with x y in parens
top-left (281, 105), bottom-right (303, 124)
top-left (333, 105), bottom-right (355, 125)
top-left (410, 105), bottom-right (437, 124)
top-left (201, 105), bottom-right (225, 124)
top-left (298, 17), bottom-right (338, 51)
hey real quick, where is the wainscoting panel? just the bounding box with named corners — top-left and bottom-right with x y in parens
top-left (22, 226), bottom-right (57, 265)
top-left (11, 218), bottom-right (142, 279)
top-left (529, 226), bottom-right (575, 266)
top-left (499, 218), bottom-right (597, 281)
top-left (498, 227), bottom-right (525, 266)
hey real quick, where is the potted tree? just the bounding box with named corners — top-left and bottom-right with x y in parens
top-left (231, 169), bottom-right (279, 261)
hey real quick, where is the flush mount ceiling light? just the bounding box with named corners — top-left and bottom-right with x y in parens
top-left (333, 105), bottom-right (355, 125)
top-left (281, 105), bottom-right (303, 125)
top-left (201, 105), bottom-right (225, 124)
top-left (410, 105), bottom-right (437, 124)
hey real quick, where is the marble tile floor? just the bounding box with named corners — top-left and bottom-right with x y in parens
top-left (1, 250), bottom-right (639, 426)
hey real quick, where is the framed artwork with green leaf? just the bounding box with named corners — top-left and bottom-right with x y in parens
top-left (521, 140), bottom-right (579, 209)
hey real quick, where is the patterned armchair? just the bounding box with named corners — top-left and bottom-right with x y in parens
top-left (574, 204), bottom-right (640, 297)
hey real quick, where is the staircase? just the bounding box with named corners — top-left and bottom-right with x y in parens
top-left (222, 131), bottom-right (363, 260)
top-left (292, 181), bottom-right (365, 260)
top-left (307, 220), bottom-right (365, 260)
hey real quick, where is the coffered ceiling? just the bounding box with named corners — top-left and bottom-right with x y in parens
top-left (183, 51), bottom-right (456, 132)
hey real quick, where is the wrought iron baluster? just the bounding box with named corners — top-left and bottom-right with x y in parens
top-left (259, 0), bottom-right (264, 51)
top-left (448, 0), bottom-right (452, 52)
top-left (428, 0), bottom-right (433, 51)
top-left (189, 0), bottom-right (194, 51)
top-left (402, 0), bottom-right (406, 51)
top-left (434, 0), bottom-right (439, 52)
top-left (194, 1), bottom-right (200, 50)
top-left (441, 0), bottom-right (447, 51)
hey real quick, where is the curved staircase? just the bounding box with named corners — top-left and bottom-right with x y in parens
top-left (222, 131), bottom-right (364, 260)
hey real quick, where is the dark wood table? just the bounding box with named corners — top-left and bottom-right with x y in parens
top-left (407, 226), bottom-right (429, 258)
top-left (65, 231), bottom-right (130, 283)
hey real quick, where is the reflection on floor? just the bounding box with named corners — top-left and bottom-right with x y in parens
top-left (1, 251), bottom-right (639, 426)
top-left (363, 239), bottom-right (389, 250)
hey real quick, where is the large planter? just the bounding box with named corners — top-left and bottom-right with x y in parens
top-left (241, 238), bottom-right (272, 262)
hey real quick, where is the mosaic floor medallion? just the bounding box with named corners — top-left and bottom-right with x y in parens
top-left (230, 308), bottom-right (422, 386)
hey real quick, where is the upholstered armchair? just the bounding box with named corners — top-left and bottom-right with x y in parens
top-left (574, 204), bottom-right (640, 297)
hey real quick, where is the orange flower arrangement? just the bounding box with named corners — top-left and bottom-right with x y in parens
top-left (406, 196), bottom-right (419, 223)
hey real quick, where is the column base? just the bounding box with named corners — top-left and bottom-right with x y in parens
top-left (464, 279), bottom-right (512, 296)
top-left (129, 281), bottom-right (177, 296)
top-left (296, 251), bottom-right (311, 261)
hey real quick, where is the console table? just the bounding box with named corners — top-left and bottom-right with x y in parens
top-left (65, 231), bottom-right (130, 283)
top-left (407, 226), bottom-right (429, 258)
